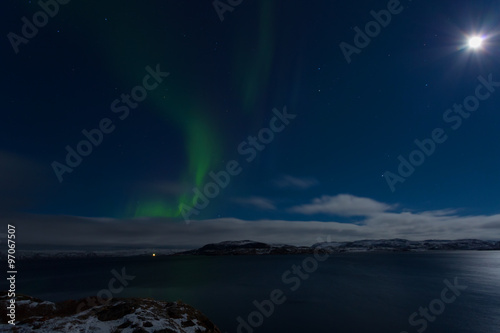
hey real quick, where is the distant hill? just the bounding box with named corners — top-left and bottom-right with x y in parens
top-left (174, 239), bottom-right (500, 256)
top-left (4, 239), bottom-right (500, 259)
top-left (175, 240), bottom-right (313, 255)
top-left (0, 248), bottom-right (183, 260)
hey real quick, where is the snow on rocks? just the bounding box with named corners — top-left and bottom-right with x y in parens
top-left (0, 292), bottom-right (220, 333)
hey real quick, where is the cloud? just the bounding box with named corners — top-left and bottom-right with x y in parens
top-left (231, 197), bottom-right (277, 210)
top-left (5, 202), bottom-right (500, 251)
top-left (289, 194), bottom-right (395, 216)
top-left (274, 175), bottom-right (318, 189)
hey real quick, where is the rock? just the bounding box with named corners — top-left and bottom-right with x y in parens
top-left (0, 292), bottom-right (221, 333)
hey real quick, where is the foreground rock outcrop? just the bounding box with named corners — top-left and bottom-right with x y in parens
top-left (0, 292), bottom-right (221, 333)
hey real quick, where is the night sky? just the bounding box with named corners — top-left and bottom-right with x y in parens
top-left (2, 0), bottom-right (500, 249)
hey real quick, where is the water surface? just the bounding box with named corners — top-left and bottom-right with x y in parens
top-left (16, 251), bottom-right (500, 332)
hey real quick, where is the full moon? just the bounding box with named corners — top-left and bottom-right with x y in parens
top-left (469, 36), bottom-right (483, 48)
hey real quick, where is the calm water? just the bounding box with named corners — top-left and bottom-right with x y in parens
top-left (14, 251), bottom-right (500, 332)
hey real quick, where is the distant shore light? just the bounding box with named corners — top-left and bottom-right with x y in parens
top-left (468, 36), bottom-right (483, 49)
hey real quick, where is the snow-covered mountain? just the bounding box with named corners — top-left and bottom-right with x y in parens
top-left (312, 238), bottom-right (500, 252)
top-left (175, 239), bottom-right (500, 255)
top-left (4, 239), bottom-right (499, 259)
top-left (0, 292), bottom-right (220, 333)
top-left (175, 240), bottom-right (313, 256)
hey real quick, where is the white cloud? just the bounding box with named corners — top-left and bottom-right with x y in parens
top-left (231, 197), bottom-right (276, 210)
top-left (5, 200), bottom-right (500, 250)
top-left (274, 175), bottom-right (318, 189)
top-left (289, 194), bottom-right (395, 216)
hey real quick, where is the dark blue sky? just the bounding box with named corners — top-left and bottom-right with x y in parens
top-left (2, 0), bottom-right (500, 248)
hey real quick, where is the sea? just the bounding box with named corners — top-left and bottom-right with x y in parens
top-left (15, 251), bottom-right (500, 332)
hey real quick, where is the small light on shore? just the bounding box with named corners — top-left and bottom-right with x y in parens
top-left (152, 253), bottom-right (156, 257)
top-left (468, 36), bottom-right (483, 49)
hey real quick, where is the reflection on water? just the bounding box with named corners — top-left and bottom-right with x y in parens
top-left (17, 251), bottom-right (500, 333)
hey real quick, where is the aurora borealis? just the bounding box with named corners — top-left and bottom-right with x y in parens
top-left (2, 0), bottom-right (500, 249)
